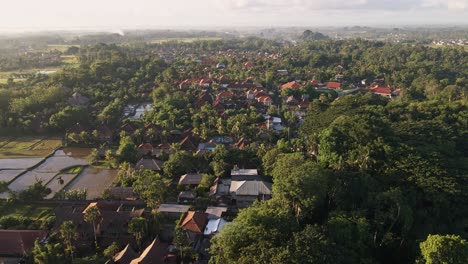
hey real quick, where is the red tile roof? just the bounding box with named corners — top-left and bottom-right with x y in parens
top-left (244, 62), bottom-right (254, 68)
top-left (257, 95), bottom-right (273, 102)
top-left (281, 81), bottom-right (302, 90)
top-left (199, 78), bottom-right (213, 85)
top-left (326, 82), bottom-right (341, 89)
top-left (371, 85), bottom-right (392, 95)
top-left (310, 79), bottom-right (321, 86)
top-left (138, 143), bottom-right (154, 153)
top-left (217, 91), bottom-right (234, 100)
top-left (180, 211), bottom-right (208, 234)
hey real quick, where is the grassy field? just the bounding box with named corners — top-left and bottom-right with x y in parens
top-left (46, 44), bottom-right (79, 52)
top-left (0, 137), bottom-right (62, 158)
top-left (0, 78), bottom-right (26, 84)
top-left (0, 201), bottom-right (56, 220)
top-left (150, 37), bottom-right (223, 44)
top-left (61, 55), bottom-right (79, 64)
top-left (0, 66), bottom-right (63, 79)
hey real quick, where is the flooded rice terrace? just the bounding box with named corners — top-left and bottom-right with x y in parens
top-left (65, 167), bottom-right (117, 199)
top-left (0, 158), bottom-right (43, 170)
top-left (34, 149), bottom-right (88, 173)
top-left (0, 147), bottom-right (96, 199)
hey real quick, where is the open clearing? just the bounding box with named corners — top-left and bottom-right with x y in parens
top-left (0, 66), bottom-right (63, 79)
top-left (61, 55), bottom-right (79, 64)
top-left (0, 137), bottom-right (62, 159)
top-left (46, 44), bottom-right (79, 52)
top-left (150, 37), bottom-right (223, 44)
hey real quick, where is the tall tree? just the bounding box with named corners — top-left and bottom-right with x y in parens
top-left (132, 170), bottom-right (169, 208)
top-left (59, 221), bottom-right (78, 259)
top-left (420, 234), bottom-right (468, 264)
top-left (129, 217), bottom-right (147, 250)
top-left (84, 205), bottom-right (100, 248)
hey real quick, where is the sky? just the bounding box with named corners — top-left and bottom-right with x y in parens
top-left (0, 0), bottom-right (467, 32)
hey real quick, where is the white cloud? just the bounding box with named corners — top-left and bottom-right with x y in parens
top-left (422, 0), bottom-right (468, 10)
top-left (0, 0), bottom-right (466, 31)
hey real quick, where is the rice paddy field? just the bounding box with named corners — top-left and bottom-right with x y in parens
top-left (0, 137), bottom-right (62, 159)
top-left (65, 167), bottom-right (118, 199)
top-left (0, 170), bottom-right (25, 183)
top-left (0, 158), bottom-right (43, 169)
top-left (7, 171), bottom-right (57, 192)
top-left (0, 139), bottom-right (116, 200)
top-left (45, 173), bottom-right (78, 199)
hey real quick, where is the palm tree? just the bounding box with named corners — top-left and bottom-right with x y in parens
top-left (59, 221), bottom-right (78, 260)
top-left (84, 205), bottom-right (100, 248)
top-left (129, 217), bottom-right (147, 250)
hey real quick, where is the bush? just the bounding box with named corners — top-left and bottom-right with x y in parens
top-left (18, 179), bottom-right (51, 201)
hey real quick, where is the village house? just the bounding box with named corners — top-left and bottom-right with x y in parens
top-left (109, 244), bottom-right (138, 264)
top-left (256, 95), bottom-right (273, 106)
top-left (203, 218), bottom-right (229, 236)
top-left (107, 187), bottom-right (139, 201)
top-left (178, 173), bottom-right (203, 188)
top-left (69, 92), bottom-right (90, 106)
top-left (310, 79), bottom-right (322, 86)
top-left (82, 202), bottom-right (145, 247)
top-left (0, 230), bottom-right (48, 260)
top-left (113, 239), bottom-right (176, 264)
top-left (205, 206), bottom-right (228, 219)
top-left (244, 61), bottom-right (254, 69)
top-left (232, 137), bottom-right (250, 149)
top-left (231, 166), bottom-right (260, 181)
top-left (194, 92), bottom-right (214, 109)
top-left (138, 143), bottom-right (154, 156)
top-left (216, 91), bottom-right (234, 103)
top-left (120, 123), bottom-right (138, 136)
top-left (326, 81), bottom-right (342, 90)
top-left (281, 81), bottom-right (302, 90)
top-left (95, 124), bottom-right (113, 142)
top-left (198, 139), bottom-right (218, 152)
top-left (229, 180), bottom-right (272, 208)
top-left (179, 135), bottom-right (199, 152)
top-left (135, 158), bottom-right (163, 172)
top-left (178, 191), bottom-right (197, 204)
top-left (210, 178), bottom-right (231, 205)
top-left (199, 78), bottom-right (214, 89)
top-left (156, 204), bottom-right (190, 219)
top-left (180, 211), bottom-right (208, 242)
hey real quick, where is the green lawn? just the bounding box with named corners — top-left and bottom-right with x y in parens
top-left (0, 137), bottom-right (62, 158)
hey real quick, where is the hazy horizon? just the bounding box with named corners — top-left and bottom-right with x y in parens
top-left (0, 0), bottom-right (467, 33)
